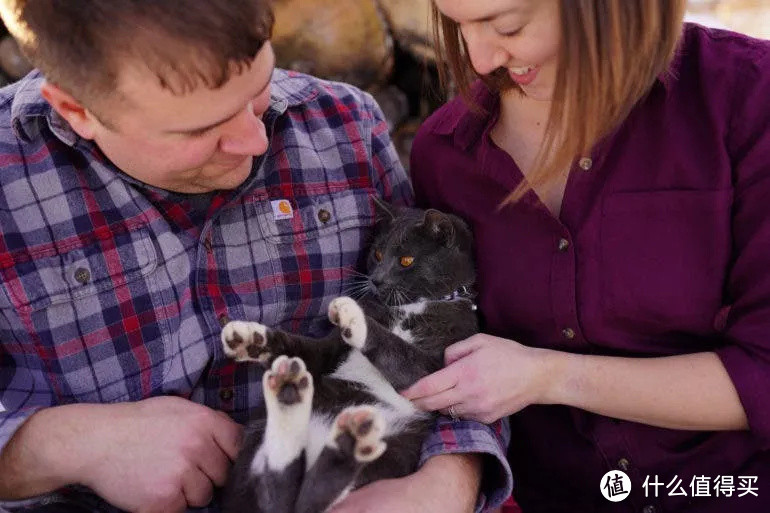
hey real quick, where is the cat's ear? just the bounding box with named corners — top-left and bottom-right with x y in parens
top-left (372, 196), bottom-right (396, 225)
top-left (420, 209), bottom-right (455, 246)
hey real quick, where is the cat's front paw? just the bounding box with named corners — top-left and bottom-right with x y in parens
top-left (264, 355), bottom-right (314, 408)
top-left (221, 320), bottom-right (271, 363)
top-left (329, 405), bottom-right (387, 463)
top-left (328, 297), bottom-right (367, 349)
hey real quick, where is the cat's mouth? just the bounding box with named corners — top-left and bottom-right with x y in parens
top-left (372, 285), bottom-right (414, 307)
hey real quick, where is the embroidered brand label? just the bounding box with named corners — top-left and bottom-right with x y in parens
top-left (271, 199), bottom-right (294, 220)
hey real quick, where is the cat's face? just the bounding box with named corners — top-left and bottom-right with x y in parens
top-left (364, 201), bottom-right (476, 306)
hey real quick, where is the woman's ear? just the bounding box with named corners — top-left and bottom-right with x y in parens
top-left (40, 81), bottom-right (99, 140)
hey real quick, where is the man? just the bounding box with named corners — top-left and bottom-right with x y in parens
top-left (0, 1), bottom-right (512, 512)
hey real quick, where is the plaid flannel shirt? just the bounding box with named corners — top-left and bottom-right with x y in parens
top-left (0, 69), bottom-right (512, 512)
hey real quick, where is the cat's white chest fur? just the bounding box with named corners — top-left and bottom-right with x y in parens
top-left (389, 300), bottom-right (427, 344)
top-left (303, 349), bottom-right (427, 470)
top-left (331, 350), bottom-right (423, 431)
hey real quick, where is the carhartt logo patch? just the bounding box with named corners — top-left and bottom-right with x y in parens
top-left (271, 199), bottom-right (294, 220)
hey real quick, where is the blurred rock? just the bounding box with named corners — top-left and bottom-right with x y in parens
top-left (272, 0), bottom-right (393, 90)
top-left (0, 35), bottom-right (32, 80)
top-left (371, 85), bottom-right (409, 132)
top-left (377, 0), bottom-right (435, 64)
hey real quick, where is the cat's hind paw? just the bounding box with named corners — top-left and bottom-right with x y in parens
top-left (329, 405), bottom-right (387, 463)
top-left (221, 320), bottom-right (271, 364)
top-left (328, 297), bottom-right (367, 349)
top-left (264, 355), bottom-right (313, 408)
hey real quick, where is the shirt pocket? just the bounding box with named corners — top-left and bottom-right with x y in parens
top-left (253, 187), bottom-right (377, 331)
top-left (0, 227), bottom-right (171, 403)
top-left (599, 189), bottom-right (733, 335)
top-left (257, 187), bottom-right (377, 244)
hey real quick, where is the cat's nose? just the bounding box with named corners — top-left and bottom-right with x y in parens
top-left (370, 278), bottom-right (383, 289)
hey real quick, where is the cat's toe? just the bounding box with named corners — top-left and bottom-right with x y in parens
top-left (264, 355), bottom-right (313, 407)
top-left (221, 320), bottom-right (271, 363)
top-left (328, 297), bottom-right (367, 349)
top-left (330, 405), bottom-right (387, 463)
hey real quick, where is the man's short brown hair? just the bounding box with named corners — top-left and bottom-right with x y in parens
top-left (0, 0), bottom-right (274, 107)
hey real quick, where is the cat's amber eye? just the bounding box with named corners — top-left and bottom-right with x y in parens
top-left (374, 250), bottom-right (383, 262)
top-left (400, 256), bottom-right (415, 268)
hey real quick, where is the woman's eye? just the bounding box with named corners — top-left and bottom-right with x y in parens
top-left (186, 128), bottom-right (211, 138)
top-left (374, 250), bottom-right (383, 262)
top-left (498, 27), bottom-right (522, 37)
top-left (400, 256), bottom-right (415, 268)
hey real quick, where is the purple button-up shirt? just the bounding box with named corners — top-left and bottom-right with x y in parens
top-left (411, 24), bottom-right (770, 513)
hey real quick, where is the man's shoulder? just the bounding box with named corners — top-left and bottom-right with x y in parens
top-left (0, 78), bottom-right (28, 143)
top-left (271, 68), bottom-right (378, 116)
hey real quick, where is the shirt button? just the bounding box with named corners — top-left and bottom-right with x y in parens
top-left (219, 388), bottom-right (234, 401)
top-left (578, 157), bottom-right (593, 170)
top-left (317, 209), bottom-right (332, 223)
top-left (642, 506), bottom-right (656, 513)
top-left (219, 314), bottom-right (230, 327)
top-left (562, 328), bottom-right (576, 340)
top-left (618, 458), bottom-right (630, 471)
top-left (557, 238), bottom-right (570, 252)
top-left (74, 267), bottom-right (91, 284)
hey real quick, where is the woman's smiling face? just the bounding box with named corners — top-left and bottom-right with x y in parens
top-left (434, 0), bottom-right (561, 101)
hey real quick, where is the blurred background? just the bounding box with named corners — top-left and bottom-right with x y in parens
top-left (0, 0), bottom-right (767, 170)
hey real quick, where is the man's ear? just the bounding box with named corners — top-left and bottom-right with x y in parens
top-left (40, 81), bottom-right (98, 140)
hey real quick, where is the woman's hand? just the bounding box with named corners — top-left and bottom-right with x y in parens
top-left (402, 334), bottom-right (562, 423)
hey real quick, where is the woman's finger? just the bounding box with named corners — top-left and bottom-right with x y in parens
top-left (401, 364), bottom-right (461, 400)
top-left (444, 336), bottom-right (485, 366)
top-left (412, 384), bottom-right (464, 412)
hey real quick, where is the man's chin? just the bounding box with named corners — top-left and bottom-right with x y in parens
top-left (202, 156), bottom-right (254, 191)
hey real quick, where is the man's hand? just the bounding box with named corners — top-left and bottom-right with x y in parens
top-left (0, 397), bottom-right (242, 513)
top-left (329, 453), bottom-right (481, 513)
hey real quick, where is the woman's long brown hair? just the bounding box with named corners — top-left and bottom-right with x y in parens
top-left (431, 0), bottom-right (687, 204)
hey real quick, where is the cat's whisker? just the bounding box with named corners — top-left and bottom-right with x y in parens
top-left (342, 266), bottom-right (370, 279)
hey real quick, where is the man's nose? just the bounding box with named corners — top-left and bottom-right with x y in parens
top-left (218, 101), bottom-right (269, 156)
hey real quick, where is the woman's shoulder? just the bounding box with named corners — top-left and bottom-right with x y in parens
top-left (675, 23), bottom-right (770, 87)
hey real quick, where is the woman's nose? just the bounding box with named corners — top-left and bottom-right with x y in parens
top-left (463, 25), bottom-right (510, 76)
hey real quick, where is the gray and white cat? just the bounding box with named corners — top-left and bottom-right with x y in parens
top-left (219, 201), bottom-right (478, 513)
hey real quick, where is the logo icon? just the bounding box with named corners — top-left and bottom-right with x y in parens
top-left (601, 470), bottom-right (631, 502)
top-left (271, 199), bottom-right (294, 220)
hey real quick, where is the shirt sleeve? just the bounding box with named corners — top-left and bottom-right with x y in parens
top-left (419, 416), bottom-right (513, 513)
top-left (714, 39), bottom-right (770, 447)
top-left (362, 92), bottom-right (414, 208)
top-left (0, 329), bottom-right (58, 509)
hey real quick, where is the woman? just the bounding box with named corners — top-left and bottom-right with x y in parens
top-left (403, 1), bottom-right (770, 512)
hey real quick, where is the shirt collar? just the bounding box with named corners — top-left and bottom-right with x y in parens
top-left (10, 70), bottom-right (80, 146)
top-left (429, 80), bottom-right (499, 151)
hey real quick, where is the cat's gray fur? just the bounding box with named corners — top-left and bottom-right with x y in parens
top-left (220, 201), bottom-right (478, 513)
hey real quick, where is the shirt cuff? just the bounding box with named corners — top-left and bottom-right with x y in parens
top-left (0, 407), bottom-right (74, 512)
top-left (715, 344), bottom-right (770, 446)
top-left (0, 486), bottom-right (113, 512)
top-left (419, 416), bottom-right (513, 513)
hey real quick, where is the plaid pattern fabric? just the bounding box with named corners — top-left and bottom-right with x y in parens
top-left (0, 70), bottom-right (511, 512)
